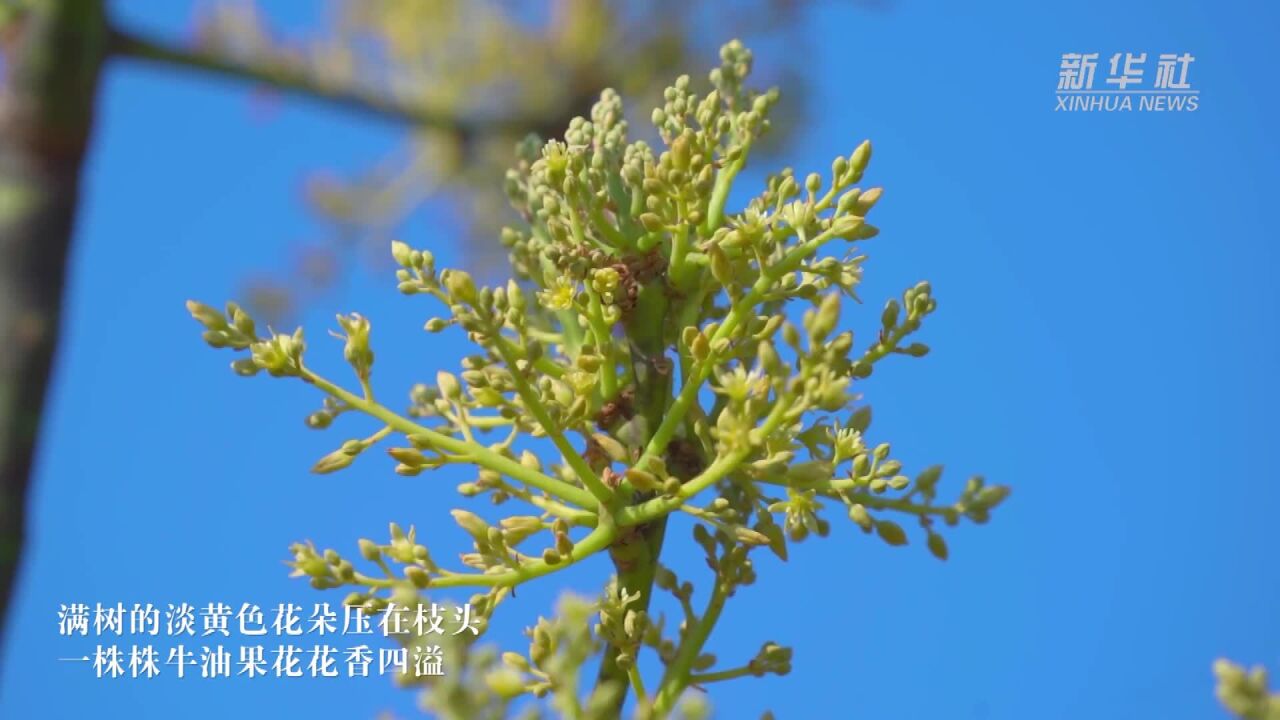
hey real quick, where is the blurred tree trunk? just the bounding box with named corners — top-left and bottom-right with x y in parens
top-left (0, 0), bottom-right (106, 640)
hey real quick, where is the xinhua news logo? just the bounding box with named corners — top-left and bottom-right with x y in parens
top-left (1056, 53), bottom-right (1198, 112)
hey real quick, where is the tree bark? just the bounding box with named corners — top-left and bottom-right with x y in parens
top-left (0, 0), bottom-right (106, 642)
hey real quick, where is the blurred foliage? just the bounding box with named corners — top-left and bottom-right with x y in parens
top-left (1217, 660), bottom-right (1280, 720)
top-left (185, 0), bottom-right (886, 323)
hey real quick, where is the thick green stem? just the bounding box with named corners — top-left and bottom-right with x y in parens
top-left (634, 228), bottom-right (834, 471)
top-left (595, 279), bottom-right (673, 711)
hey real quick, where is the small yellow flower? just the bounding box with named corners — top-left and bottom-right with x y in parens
top-left (538, 276), bottom-right (576, 311)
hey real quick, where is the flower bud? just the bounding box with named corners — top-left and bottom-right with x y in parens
top-left (881, 299), bottom-right (901, 330)
top-left (358, 539), bottom-right (381, 561)
top-left (404, 566), bottom-right (431, 588)
top-left (437, 371), bottom-right (461, 401)
top-left (854, 187), bottom-right (883, 214)
top-left (848, 503), bottom-right (873, 531)
top-left (878, 460), bottom-right (903, 477)
top-left (519, 450), bottom-right (542, 471)
top-left (852, 223), bottom-right (880, 240)
top-left (186, 300), bottom-right (226, 331)
top-left (387, 447), bottom-right (426, 468)
top-left (441, 269), bottom-right (477, 304)
top-left (927, 533), bottom-right (949, 561)
top-left (555, 531), bottom-right (574, 557)
top-left (974, 485), bottom-right (1011, 509)
top-left (501, 518), bottom-right (543, 546)
top-left (836, 189), bottom-right (862, 215)
top-left (389, 522), bottom-right (407, 542)
top-left (875, 520), bottom-right (908, 546)
top-left (391, 241), bottom-right (414, 267)
top-left (624, 468), bottom-right (662, 492)
top-left (670, 131), bottom-right (693, 171)
top-left (781, 322), bottom-right (800, 349)
top-left (810, 293), bottom-right (841, 342)
top-left (485, 668), bottom-right (526, 699)
top-left (734, 526), bottom-right (771, 547)
top-left (830, 215), bottom-right (865, 239)
top-left (708, 244), bottom-right (733, 286)
top-left (832, 156), bottom-right (849, 181)
top-left (758, 340), bottom-right (781, 375)
top-left (227, 303), bottom-right (255, 337)
top-left (690, 332), bottom-right (710, 362)
top-left (502, 652), bottom-right (530, 673)
top-left (777, 175), bottom-right (798, 199)
top-left (311, 447), bottom-right (355, 474)
top-left (451, 509), bottom-right (490, 540)
top-left (849, 140), bottom-right (872, 176)
top-left (639, 213), bottom-right (665, 232)
top-left (231, 358), bottom-right (259, 377)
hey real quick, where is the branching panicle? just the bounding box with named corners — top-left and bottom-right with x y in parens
top-left (189, 40), bottom-right (1008, 718)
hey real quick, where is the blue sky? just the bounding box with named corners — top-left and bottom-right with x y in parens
top-left (2, 1), bottom-right (1278, 718)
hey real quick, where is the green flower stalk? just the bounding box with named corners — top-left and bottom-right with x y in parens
top-left (189, 40), bottom-right (1008, 718)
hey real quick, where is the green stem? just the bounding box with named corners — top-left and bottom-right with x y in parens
top-left (652, 575), bottom-right (731, 714)
top-left (628, 663), bottom-right (651, 711)
top-left (429, 523), bottom-right (614, 588)
top-left (495, 481), bottom-right (599, 526)
top-left (701, 148), bottom-right (748, 236)
top-left (351, 523), bottom-right (615, 591)
top-left (668, 217), bottom-right (692, 288)
top-left (596, 279), bottom-right (671, 713)
top-left (459, 414), bottom-right (515, 430)
top-left (579, 182), bottom-right (629, 250)
top-left (674, 288), bottom-right (708, 398)
top-left (798, 480), bottom-right (956, 519)
top-left (584, 286), bottom-right (618, 400)
top-left (687, 665), bottom-right (755, 685)
top-left (606, 172), bottom-right (640, 245)
top-left (486, 327), bottom-right (613, 506)
top-left (494, 333), bottom-right (566, 379)
top-left (301, 368), bottom-right (596, 509)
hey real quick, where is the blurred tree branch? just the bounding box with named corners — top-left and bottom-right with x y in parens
top-left (0, 0), bottom-right (107, 644)
top-left (107, 26), bottom-right (540, 136)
